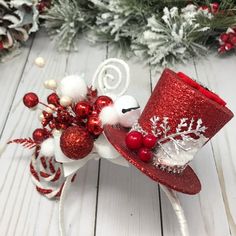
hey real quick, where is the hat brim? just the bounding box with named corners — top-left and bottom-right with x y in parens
top-left (104, 125), bottom-right (201, 195)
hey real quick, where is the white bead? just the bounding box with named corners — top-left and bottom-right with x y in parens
top-left (45, 104), bottom-right (56, 114)
top-left (52, 129), bottom-right (62, 136)
top-left (35, 57), bottom-right (45, 68)
top-left (38, 113), bottom-right (44, 121)
top-left (60, 96), bottom-right (72, 107)
top-left (44, 80), bottom-right (57, 90)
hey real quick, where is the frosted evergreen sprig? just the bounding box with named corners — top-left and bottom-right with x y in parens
top-left (132, 5), bottom-right (212, 69)
top-left (42, 0), bottom-right (97, 51)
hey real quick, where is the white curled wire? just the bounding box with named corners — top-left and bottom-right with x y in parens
top-left (160, 184), bottom-right (189, 236)
top-left (92, 58), bottom-right (130, 97)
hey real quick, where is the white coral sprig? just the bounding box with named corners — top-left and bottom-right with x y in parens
top-left (136, 116), bottom-right (208, 157)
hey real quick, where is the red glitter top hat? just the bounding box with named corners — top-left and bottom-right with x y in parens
top-left (104, 69), bottom-right (234, 195)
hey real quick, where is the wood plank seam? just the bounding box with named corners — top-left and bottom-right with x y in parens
top-left (0, 34), bottom-right (35, 137)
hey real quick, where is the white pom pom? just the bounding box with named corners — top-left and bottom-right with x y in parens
top-left (40, 138), bottom-right (55, 157)
top-left (99, 105), bottom-right (119, 126)
top-left (58, 75), bottom-right (88, 102)
top-left (114, 95), bottom-right (141, 127)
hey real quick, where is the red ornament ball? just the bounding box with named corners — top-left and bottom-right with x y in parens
top-left (87, 116), bottom-right (103, 136)
top-left (74, 101), bottom-right (92, 118)
top-left (143, 134), bottom-right (157, 149)
top-left (125, 131), bottom-right (143, 150)
top-left (23, 93), bottom-right (39, 108)
top-left (138, 147), bottom-right (153, 162)
top-left (60, 126), bottom-right (94, 160)
top-left (33, 128), bottom-right (48, 143)
top-left (95, 96), bottom-right (113, 112)
top-left (47, 93), bottom-right (59, 106)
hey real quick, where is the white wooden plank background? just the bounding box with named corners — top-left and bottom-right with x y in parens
top-left (0, 30), bottom-right (235, 236)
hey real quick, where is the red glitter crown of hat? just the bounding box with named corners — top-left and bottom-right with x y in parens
top-left (125, 69), bottom-right (234, 173)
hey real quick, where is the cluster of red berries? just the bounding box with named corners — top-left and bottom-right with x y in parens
top-left (199, 2), bottom-right (219, 14)
top-left (218, 28), bottom-right (236, 53)
top-left (23, 88), bottom-right (113, 144)
top-left (125, 131), bottom-right (157, 163)
top-left (37, 0), bottom-right (52, 13)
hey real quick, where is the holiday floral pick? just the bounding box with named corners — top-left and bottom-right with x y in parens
top-left (3, 59), bottom-right (234, 236)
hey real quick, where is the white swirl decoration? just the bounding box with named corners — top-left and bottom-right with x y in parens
top-left (92, 58), bottom-right (130, 98)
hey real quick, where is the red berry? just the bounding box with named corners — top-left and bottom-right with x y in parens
top-left (47, 93), bottom-right (59, 106)
top-left (143, 134), bottom-right (157, 149)
top-left (138, 148), bottom-right (153, 162)
top-left (218, 45), bottom-right (226, 53)
top-left (95, 96), bottom-right (113, 112)
top-left (33, 128), bottom-right (48, 143)
top-left (87, 116), bottom-right (103, 136)
top-left (230, 36), bottom-right (236, 45)
top-left (199, 6), bottom-right (210, 11)
top-left (125, 131), bottom-right (143, 150)
top-left (91, 108), bottom-right (99, 116)
top-left (23, 92), bottom-right (39, 108)
top-left (74, 101), bottom-right (92, 118)
top-left (225, 43), bottom-right (233, 51)
top-left (211, 2), bottom-right (219, 13)
top-left (220, 33), bottom-right (229, 43)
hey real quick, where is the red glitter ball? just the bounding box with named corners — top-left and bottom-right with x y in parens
top-left (33, 128), bottom-right (48, 143)
top-left (87, 116), bottom-right (103, 136)
top-left (125, 131), bottom-right (143, 150)
top-left (95, 96), bottom-right (113, 112)
top-left (74, 101), bottom-right (92, 118)
top-left (47, 93), bottom-right (59, 106)
top-left (138, 147), bottom-right (153, 162)
top-left (23, 93), bottom-right (39, 108)
top-left (60, 126), bottom-right (93, 160)
top-left (143, 134), bottom-right (157, 149)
